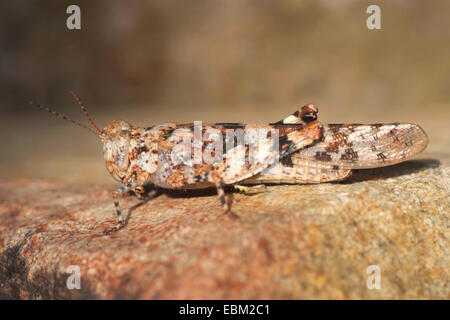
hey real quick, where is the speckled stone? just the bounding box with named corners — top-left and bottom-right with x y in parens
top-left (0, 153), bottom-right (448, 299)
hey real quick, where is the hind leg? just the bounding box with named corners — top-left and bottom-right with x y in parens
top-left (233, 184), bottom-right (267, 193)
top-left (241, 162), bottom-right (352, 185)
top-left (272, 104), bottom-right (318, 125)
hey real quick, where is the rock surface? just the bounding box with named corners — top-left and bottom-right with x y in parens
top-left (0, 154), bottom-right (448, 299)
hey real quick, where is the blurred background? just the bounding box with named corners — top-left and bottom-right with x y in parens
top-left (1, 0), bottom-right (449, 184)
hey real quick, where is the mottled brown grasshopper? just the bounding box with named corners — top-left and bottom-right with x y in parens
top-left (30, 92), bottom-right (428, 232)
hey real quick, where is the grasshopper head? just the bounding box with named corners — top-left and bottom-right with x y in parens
top-left (101, 120), bottom-right (132, 182)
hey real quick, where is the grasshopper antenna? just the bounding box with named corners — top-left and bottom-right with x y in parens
top-left (29, 95), bottom-right (101, 136)
top-left (69, 91), bottom-right (103, 135)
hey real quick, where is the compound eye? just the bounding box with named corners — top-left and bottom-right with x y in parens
top-left (119, 129), bottom-right (130, 139)
top-left (105, 121), bottom-right (121, 139)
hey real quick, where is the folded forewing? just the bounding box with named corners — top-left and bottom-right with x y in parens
top-left (292, 123), bottom-right (428, 169)
top-left (155, 121), bottom-right (323, 186)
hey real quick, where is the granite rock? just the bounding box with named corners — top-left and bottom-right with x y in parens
top-left (0, 155), bottom-right (448, 299)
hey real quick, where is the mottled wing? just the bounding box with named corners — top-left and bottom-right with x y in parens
top-left (292, 123), bottom-right (428, 169)
top-left (155, 121), bottom-right (323, 187)
top-left (217, 121), bottom-right (323, 184)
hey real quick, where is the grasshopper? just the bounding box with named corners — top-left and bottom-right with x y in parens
top-left (30, 92), bottom-right (428, 232)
